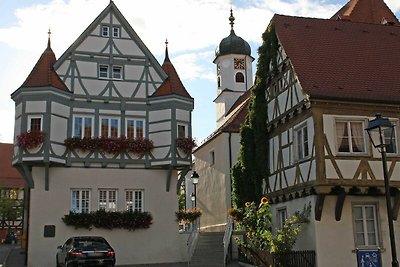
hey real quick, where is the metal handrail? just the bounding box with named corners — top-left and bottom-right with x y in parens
top-left (223, 216), bottom-right (233, 266)
top-left (186, 219), bottom-right (199, 266)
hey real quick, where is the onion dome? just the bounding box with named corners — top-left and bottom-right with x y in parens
top-left (215, 9), bottom-right (251, 57)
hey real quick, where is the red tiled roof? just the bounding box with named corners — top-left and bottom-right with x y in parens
top-left (21, 39), bottom-right (68, 91)
top-left (273, 14), bottom-right (400, 103)
top-left (331, 0), bottom-right (399, 25)
top-left (0, 143), bottom-right (25, 188)
top-left (152, 52), bottom-right (191, 98)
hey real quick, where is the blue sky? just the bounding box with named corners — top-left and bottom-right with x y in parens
top-left (0, 0), bottom-right (399, 144)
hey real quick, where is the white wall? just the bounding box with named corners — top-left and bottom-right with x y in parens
top-left (27, 167), bottom-right (187, 267)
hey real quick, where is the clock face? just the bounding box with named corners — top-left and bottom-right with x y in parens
top-left (234, 58), bottom-right (245, 69)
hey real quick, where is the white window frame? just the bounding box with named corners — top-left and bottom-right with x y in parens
top-left (112, 26), bottom-right (120, 38)
top-left (99, 64), bottom-right (109, 79)
top-left (71, 189), bottom-right (91, 213)
top-left (177, 124), bottom-right (188, 138)
top-left (126, 118), bottom-right (145, 139)
top-left (352, 203), bottom-right (380, 248)
top-left (112, 65), bottom-right (122, 80)
top-left (100, 117), bottom-right (120, 138)
top-left (125, 190), bottom-right (144, 212)
top-left (73, 115), bottom-right (94, 138)
top-left (98, 189), bottom-right (117, 212)
top-left (294, 124), bottom-right (309, 161)
top-left (101, 25), bottom-right (109, 37)
top-left (335, 119), bottom-right (367, 154)
top-left (277, 207), bottom-right (287, 230)
top-left (28, 115), bottom-right (43, 132)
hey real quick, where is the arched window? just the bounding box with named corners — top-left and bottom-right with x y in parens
top-left (217, 76), bottom-right (221, 87)
top-left (235, 72), bottom-right (244, 83)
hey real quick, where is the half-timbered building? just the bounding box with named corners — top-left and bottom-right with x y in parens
top-left (266, 0), bottom-right (400, 266)
top-left (11, 1), bottom-right (193, 266)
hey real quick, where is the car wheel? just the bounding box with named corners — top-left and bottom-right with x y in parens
top-left (56, 256), bottom-right (61, 267)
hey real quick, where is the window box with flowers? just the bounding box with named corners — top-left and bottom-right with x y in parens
top-left (62, 209), bottom-right (153, 231)
top-left (175, 208), bottom-right (202, 223)
top-left (64, 136), bottom-right (154, 155)
top-left (176, 137), bottom-right (197, 154)
top-left (16, 131), bottom-right (46, 150)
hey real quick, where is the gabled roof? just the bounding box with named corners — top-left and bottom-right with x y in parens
top-left (331, 0), bottom-right (399, 25)
top-left (0, 143), bottom-right (24, 188)
top-left (152, 45), bottom-right (192, 98)
top-left (54, 1), bottom-right (167, 81)
top-left (273, 14), bottom-right (400, 103)
top-left (20, 38), bottom-right (67, 91)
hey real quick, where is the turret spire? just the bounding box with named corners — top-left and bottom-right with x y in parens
top-left (164, 38), bottom-right (170, 62)
top-left (229, 8), bottom-right (235, 32)
top-left (47, 28), bottom-right (51, 49)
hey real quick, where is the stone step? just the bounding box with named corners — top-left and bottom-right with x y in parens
top-left (189, 232), bottom-right (225, 267)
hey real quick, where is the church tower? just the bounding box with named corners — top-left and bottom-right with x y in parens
top-left (214, 9), bottom-right (254, 127)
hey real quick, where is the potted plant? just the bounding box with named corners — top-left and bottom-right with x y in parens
top-left (175, 208), bottom-right (202, 223)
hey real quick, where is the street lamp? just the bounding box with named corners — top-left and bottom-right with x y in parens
top-left (190, 193), bottom-right (196, 208)
top-left (191, 171), bottom-right (199, 208)
top-left (365, 114), bottom-right (399, 267)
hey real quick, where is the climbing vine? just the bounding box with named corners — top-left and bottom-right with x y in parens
top-left (231, 22), bottom-right (279, 208)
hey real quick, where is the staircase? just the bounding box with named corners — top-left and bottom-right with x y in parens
top-left (189, 232), bottom-right (225, 266)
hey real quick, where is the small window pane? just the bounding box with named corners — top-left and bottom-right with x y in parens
top-left (127, 120), bottom-right (135, 139)
top-left (178, 125), bottom-right (186, 138)
top-left (30, 118), bottom-right (42, 132)
top-left (102, 26), bottom-right (109, 37)
top-left (112, 66), bottom-right (122, 79)
top-left (74, 117), bottom-right (82, 137)
top-left (113, 27), bottom-right (119, 38)
top-left (136, 120), bottom-right (144, 138)
top-left (110, 119), bottom-right (119, 137)
top-left (84, 118), bottom-right (92, 137)
top-left (99, 65), bottom-right (108, 78)
top-left (101, 119), bottom-right (109, 137)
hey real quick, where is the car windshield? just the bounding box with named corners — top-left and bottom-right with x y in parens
top-left (74, 239), bottom-right (109, 250)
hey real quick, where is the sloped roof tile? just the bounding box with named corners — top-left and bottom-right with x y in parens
top-left (331, 0), bottom-right (399, 25)
top-left (21, 40), bottom-right (68, 91)
top-left (0, 143), bottom-right (25, 188)
top-left (273, 14), bottom-right (400, 103)
top-left (152, 53), bottom-right (192, 98)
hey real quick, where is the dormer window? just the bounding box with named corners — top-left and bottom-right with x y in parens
top-left (101, 26), bottom-right (109, 37)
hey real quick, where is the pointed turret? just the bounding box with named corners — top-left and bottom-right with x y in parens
top-left (331, 0), bottom-right (399, 25)
top-left (21, 30), bottom-right (67, 91)
top-left (152, 40), bottom-right (191, 98)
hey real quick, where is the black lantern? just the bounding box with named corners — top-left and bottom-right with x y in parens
top-left (365, 114), bottom-right (398, 267)
top-left (191, 171), bottom-right (199, 208)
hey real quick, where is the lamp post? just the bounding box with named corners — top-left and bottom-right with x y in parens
top-left (366, 114), bottom-right (399, 267)
top-left (190, 193), bottom-right (196, 208)
top-left (191, 171), bottom-right (199, 208)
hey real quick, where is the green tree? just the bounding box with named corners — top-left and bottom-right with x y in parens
top-left (232, 198), bottom-right (311, 266)
top-left (231, 23), bottom-right (278, 207)
top-left (0, 197), bottom-right (23, 230)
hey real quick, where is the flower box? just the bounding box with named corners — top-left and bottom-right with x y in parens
top-left (64, 136), bottom-right (154, 155)
top-left (176, 137), bottom-right (197, 154)
top-left (175, 208), bottom-right (202, 223)
top-left (16, 131), bottom-right (46, 150)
